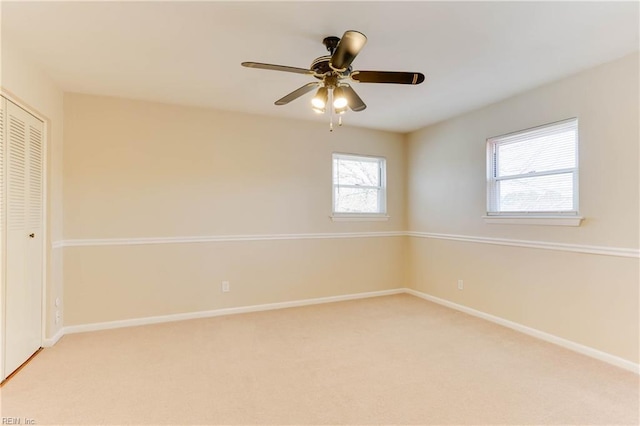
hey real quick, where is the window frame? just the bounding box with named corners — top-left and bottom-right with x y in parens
top-left (331, 152), bottom-right (388, 220)
top-left (485, 118), bottom-right (583, 225)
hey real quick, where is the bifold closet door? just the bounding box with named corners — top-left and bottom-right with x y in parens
top-left (0, 98), bottom-right (5, 379)
top-left (2, 96), bottom-right (44, 379)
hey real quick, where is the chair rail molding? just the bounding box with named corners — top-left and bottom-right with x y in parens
top-left (407, 231), bottom-right (639, 259)
top-left (51, 231), bottom-right (406, 248)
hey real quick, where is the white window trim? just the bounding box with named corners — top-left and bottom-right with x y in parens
top-left (482, 215), bottom-right (583, 226)
top-left (332, 153), bottom-right (388, 220)
top-left (330, 214), bottom-right (390, 222)
top-left (485, 118), bottom-right (581, 226)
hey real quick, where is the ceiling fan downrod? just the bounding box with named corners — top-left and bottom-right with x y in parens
top-left (323, 36), bottom-right (340, 55)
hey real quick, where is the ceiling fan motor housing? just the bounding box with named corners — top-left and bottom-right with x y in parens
top-left (310, 36), bottom-right (352, 81)
top-left (311, 55), bottom-right (350, 80)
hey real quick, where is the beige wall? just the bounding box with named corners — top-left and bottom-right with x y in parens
top-left (1, 38), bottom-right (65, 339)
top-left (64, 94), bottom-right (406, 237)
top-left (5, 35), bottom-right (635, 365)
top-left (63, 94), bottom-right (407, 325)
top-left (407, 52), bottom-right (639, 362)
top-left (64, 237), bottom-right (406, 325)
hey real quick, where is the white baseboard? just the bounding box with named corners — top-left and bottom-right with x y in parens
top-left (63, 288), bottom-right (405, 335)
top-left (405, 288), bottom-right (639, 374)
top-left (48, 287), bottom-right (638, 375)
top-left (42, 327), bottom-right (65, 347)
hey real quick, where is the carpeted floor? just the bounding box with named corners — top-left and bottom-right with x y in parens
top-left (1, 294), bottom-right (638, 425)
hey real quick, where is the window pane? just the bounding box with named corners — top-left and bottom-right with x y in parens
top-left (333, 158), bottom-right (380, 186)
top-left (334, 187), bottom-right (379, 213)
top-left (498, 173), bottom-right (574, 212)
top-left (497, 129), bottom-right (576, 177)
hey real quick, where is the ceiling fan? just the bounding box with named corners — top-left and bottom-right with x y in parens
top-left (241, 30), bottom-right (425, 129)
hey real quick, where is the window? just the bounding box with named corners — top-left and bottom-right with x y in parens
top-left (486, 118), bottom-right (579, 220)
top-left (332, 153), bottom-right (387, 218)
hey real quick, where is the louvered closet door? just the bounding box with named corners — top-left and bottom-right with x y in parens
top-left (0, 98), bottom-right (6, 380)
top-left (4, 98), bottom-right (43, 378)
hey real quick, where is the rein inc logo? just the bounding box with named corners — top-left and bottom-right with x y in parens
top-left (2, 419), bottom-right (35, 425)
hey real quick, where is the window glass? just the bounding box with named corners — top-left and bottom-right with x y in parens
top-left (487, 118), bottom-right (578, 215)
top-left (333, 154), bottom-right (386, 215)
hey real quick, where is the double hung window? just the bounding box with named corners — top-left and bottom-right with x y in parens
top-left (332, 153), bottom-right (386, 216)
top-left (487, 118), bottom-right (579, 217)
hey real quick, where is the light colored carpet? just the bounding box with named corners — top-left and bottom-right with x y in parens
top-left (1, 294), bottom-right (638, 425)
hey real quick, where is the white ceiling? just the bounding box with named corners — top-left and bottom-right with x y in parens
top-left (2, 1), bottom-right (638, 133)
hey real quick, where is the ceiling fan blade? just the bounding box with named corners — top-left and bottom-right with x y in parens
top-left (330, 30), bottom-right (367, 72)
top-left (351, 71), bottom-right (425, 85)
top-left (275, 82), bottom-right (320, 105)
top-left (343, 84), bottom-right (366, 112)
top-left (241, 62), bottom-right (313, 75)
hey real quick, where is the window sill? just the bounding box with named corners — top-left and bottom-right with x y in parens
top-left (330, 214), bottom-right (390, 222)
top-left (482, 215), bottom-right (583, 226)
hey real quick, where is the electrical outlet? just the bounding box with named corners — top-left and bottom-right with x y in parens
top-left (55, 310), bottom-right (61, 324)
top-left (457, 279), bottom-right (464, 290)
top-left (221, 281), bottom-right (230, 293)
top-left (55, 297), bottom-right (61, 307)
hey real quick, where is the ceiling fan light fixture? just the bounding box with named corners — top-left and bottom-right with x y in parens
top-left (311, 87), bottom-right (328, 109)
top-left (333, 86), bottom-right (348, 109)
top-left (335, 105), bottom-right (347, 115)
top-left (242, 30), bottom-right (425, 131)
